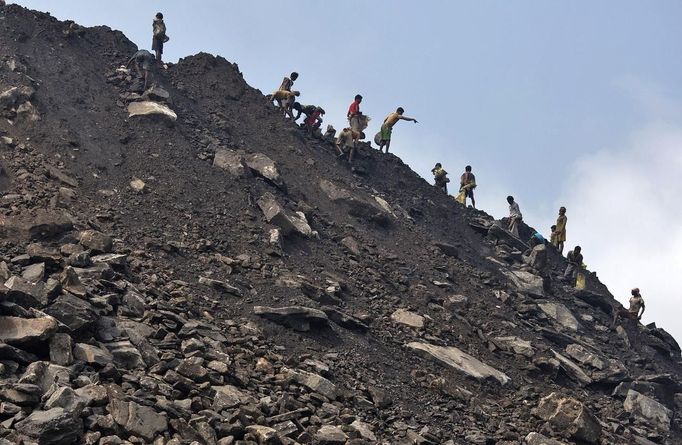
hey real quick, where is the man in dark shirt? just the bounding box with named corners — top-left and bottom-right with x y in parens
top-left (563, 246), bottom-right (583, 285)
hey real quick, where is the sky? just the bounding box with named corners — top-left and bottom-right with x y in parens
top-left (13, 1), bottom-right (682, 341)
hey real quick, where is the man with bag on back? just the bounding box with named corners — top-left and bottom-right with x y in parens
top-left (152, 12), bottom-right (169, 62)
top-left (458, 165), bottom-right (476, 207)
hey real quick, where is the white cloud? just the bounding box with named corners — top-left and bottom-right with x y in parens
top-left (549, 122), bottom-right (682, 341)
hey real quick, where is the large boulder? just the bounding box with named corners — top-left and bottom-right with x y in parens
top-left (532, 392), bottom-right (601, 444)
top-left (127, 101), bottom-right (177, 120)
top-left (504, 270), bottom-right (545, 298)
top-left (44, 293), bottom-right (97, 332)
top-left (213, 148), bottom-right (250, 178)
top-left (254, 306), bottom-right (328, 332)
top-left (244, 153), bottom-right (285, 189)
top-left (79, 230), bottom-right (113, 253)
top-left (524, 244), bottom-right (547, 269)
top-left (624, 389), bottom-right (671, 432)
top-left (319, 179), bottom-right (392, 226)
top-left (4, 276), bottom-right (48, 308)
top-left (539, 303), bottom-right (579, 332)
top-left (407, 342), bottom-right (511, 386)
top-left (256, 193), bottom-right (312, 237)
top-left (0, 316), bottom-right (58, 345)
top-left (14, 408), bottom-right (83, 445)
top-left (108, 398), bottom-right (168, 441)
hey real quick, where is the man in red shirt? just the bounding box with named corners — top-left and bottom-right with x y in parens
top-left (347, 94), bottom-right (363, 132)
top-left (304, 107), bottom-right (324, 134)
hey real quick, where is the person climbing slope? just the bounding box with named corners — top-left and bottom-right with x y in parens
top-left (304, 107), bottom-right (324, 134)
top-left (459, 165), bottom-right (476, 208)
top-left (563, 246), bottom-right (583, 285)
top-left (336, 128), bottom-right (364, 163)
top-left (506, 196), bottom-right (522, 237)
top-left (152, 12), bottom-right (168, 62)
top-left (431, 163), bottom-right (449, 194)
top-left (291, 102), bottom-right (318, 123)
top-left (279, 72), bottom-right (298, 92)
top-left (553, 206), bottom-right (567, 254)
top-left (126, 49), bottom-right (155, 91)
top-left (611, 288), bottom-right (646, 328)
top-left (378, 107), bottom-right (418, 153)
top-left (268, 90), bottom-right (300, 118)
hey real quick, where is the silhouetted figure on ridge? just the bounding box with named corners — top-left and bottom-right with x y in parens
top-left (152, 12), bottom-right (168, 62)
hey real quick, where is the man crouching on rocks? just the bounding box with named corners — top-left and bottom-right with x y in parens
top-left (126, 49), bottom-right (155, 91)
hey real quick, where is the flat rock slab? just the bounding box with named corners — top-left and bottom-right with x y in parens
top-left (257, 192), bottom-right (312, 237)
top-left (0, 316), bottom-right (58, 345)
top-left (407, 342), bottom-right (511, 386)
top-left (244, 153), bottom-right (284, 188)
top-left (109, 398), bottom-right (168, 441)
top-left (493, 336), bottom-right (535, 357)
top-left (539, 303), bottom-right (580, 332)
top-left (213, 148), bottom-right (250, 178)
top-left (391, 309), bottom-right (425, 329)
top-left (624, 389), bottom-right (671, 432)
top-left (254, 306), bottom-right (328, 332)
top-left (127, 101), bottom-right (177, 120)
top-left (287, 369), bottom-right (337, 400)
top-left (14, 407), bottom-right (83, 445)
top-left (504, 270), bottom-right (545, 298)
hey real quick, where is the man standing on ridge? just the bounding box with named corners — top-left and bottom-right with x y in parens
top-left (378, 107), bottom-right (418, 153)
top-left (431, 163), bottom-right (449, 194)
top-left (563, 246), bottom-right (583, 285)
top-left (554, 206), bottom-right (567, 254)
top-left (152, 12), bottom-right (168, 62)
top-left (280, 72), bottom-right (298, 92)
top-left (347, 94), bottom-right (363, 132)
top-left (611, 288), bottom-right (646, 328)
top-left (460, 165), bottom-right (476, 208)
top-left (506, 196), bottom-right (522, 237)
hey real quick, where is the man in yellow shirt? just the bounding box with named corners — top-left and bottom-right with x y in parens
top-left (553, 206), bottom-right (567, 254)
top-left (378, 107), bottom-right (418, 153)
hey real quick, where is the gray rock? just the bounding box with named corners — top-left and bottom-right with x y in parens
top-left (319, 179), bottom-right (391, 225)
top-left (127, 101), bottom-right (177, 120)
top-left (79, 230), bottom-right (113, 253)
top-left (198, 276), bottom-right (243, 297)
top-left (565, 344), bottom-right (605, 370)
top-left (108, 398), bottom-right (168, 441)
top-left (314, 425), bottom-right (348, 445)
top-left (504, 270), bottom-right (545, 298)
top-left (43, 387), bottom-right (86, 412)
top-left (256, 193), bottom-right (312, 237)
top-left (391, 309), bottom-right (425, 329)
top-left (244, 153), bottom-right (285, 189)
top-left (22, 262), bottom-right (45, 282)
top-left (4, 275), bottom-right (48, 308)
top-left (0, 85), bottom-right (35, 110)
top-left (525, 432), bottom-right (569, 445)
top-left (48, 333), bottom-right (74, 366)
top-left (245, 425), bottom-right (281, 444)
top-left (74, 384), bottom-right (109, 407)
top-left (624, 389), bottom-right (671, 432)
top-left (493, 336), bottom-right (535, 358)
top-left (539, 303), bottom-right (579, 332)
top-left (0, 341), bottom-right (39, 364)
top-left (524, 244), bottom-right (547, 270)
top-left (105, 341), bottom-right (145, 369)
top-left (213, 149), bottom-right (250, 178)
top-left (212, 385), bottom-right (255, 411)
top-left (287, 369), bottom-right (337, 400)
top-left (119, 291), bottom-right (145, 318)
top-left (551, 349), bottom-right (593, 386)
top-left (433, 241), bottom-right (459, 258)
top-left (407, 342), bottom-right (511, 386)
top-left (532, 392), bottom-right (601, 444)
top-left (73, 343), bottom-right (113, 366)
top-left (46, 167), bottom-right (78, 188)
top-left (44, 294), bottom-right (97, 331)
top-left (254, 306), bottom-right (328, 332)
top-left (350, 420), bottom-right (377, 441)
top-left (0, 316), bottom-right (58, 345)
top-left (14, 407), bottom-right (83, 445)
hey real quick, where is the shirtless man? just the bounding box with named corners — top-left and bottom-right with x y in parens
top-left (611, 288), bottom-right (646, 328)
top-left (378, 107), bottom-right (418, 153)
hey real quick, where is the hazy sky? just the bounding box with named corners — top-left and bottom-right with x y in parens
top-left (14, 1), bottom-right (682, 341)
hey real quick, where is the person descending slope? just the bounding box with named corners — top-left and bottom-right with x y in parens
top-left (459, 165), bottom-right (476, 208)
top-left (279, 72), bottom-right (298, 92)
top-left (152, 12), bottom-right (168, 62)
top-left (378, 107), bottom-right (418, 153)
top-left (553, 206), bottom-right (568, 254)
top-left (304, 107), bottom-right (324, 134)
top-left (268, 90), bottom-right (300, 118)
top-left (347, 94), bottom-right (363, 132)
top-left (431, 163), bottom-right (449, 193)
top-left (291, 102), bottom-right (317, 123)
top-left (506, 196), bottom-right (522, 237)
top-left (563, 246), bottom-right (583, 286)
top-left (611, 288), bottom-right (646, 328)
top-left (126, 49), bottom-right (155, 90)
top-left (336, 128), bottom-right (364, 163)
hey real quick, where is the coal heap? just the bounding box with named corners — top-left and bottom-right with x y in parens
top-left (0, 5), bottom-right (680, 445)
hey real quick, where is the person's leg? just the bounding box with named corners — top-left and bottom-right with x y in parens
top-left (143, 70), bottom-right (149, 90)
top-left (558, 241), bottom-right (564, 254)
top-left (384, 139), bottom-right (391, 153)
top-left (470, 190), bottom-right (476, 208)
top-left (348, 144), bottom-right (355, 163)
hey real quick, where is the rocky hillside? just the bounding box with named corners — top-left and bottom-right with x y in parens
top-left (1, 5), bottom-right (681, 445)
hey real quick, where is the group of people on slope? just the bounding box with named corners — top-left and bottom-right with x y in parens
top-left (268, 76), bottom-right (418, 163)
top-left (429, 168), bottom-right (647, 329)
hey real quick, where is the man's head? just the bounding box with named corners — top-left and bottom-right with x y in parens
top-left (434, 163), bottom-right (442, 169)
top-left (631, 287), bottom-right (641, 295)
top-left (290, 72), bottom-right (299, 80)
top-left (397, 107), bottom-right (405, 114)
top-left (292, 102), bottom-right (302, 112)
top-left (559, 206), bottom-right (566, 214)
top-left (551, 225), bottom-right (557, 231)
top-left (507, 195), bottom-right (514, 204)
top-left (354, 94), bottom-right (363, 102)
top-left (156, 12), bottom-right (163, 19)
top-left (465, 165), bottom-right (472, 172)
top-left (574, 246), bottom-right (582, 253)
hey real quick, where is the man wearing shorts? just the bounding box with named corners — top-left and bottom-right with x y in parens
top-left (378, 107), bottom-right (418, 153)
top-left (460, 165), bottom-right (476, 208)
